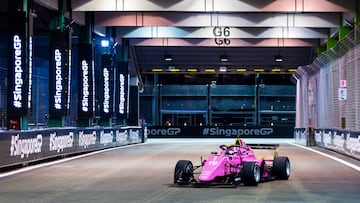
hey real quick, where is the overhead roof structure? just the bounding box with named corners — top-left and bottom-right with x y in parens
top-left (32, 0), bottom-right (357, 75)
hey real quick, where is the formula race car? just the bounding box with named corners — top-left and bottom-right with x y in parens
top-left (174, 139), bottom-right (290, 186)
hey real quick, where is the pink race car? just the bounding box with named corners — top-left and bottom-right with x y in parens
top-left (174, 139), bottom-right (290, 186)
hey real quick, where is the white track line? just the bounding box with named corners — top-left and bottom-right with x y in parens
top-left (290, 142), bottom-right (360, 172)
top-left (0, 143), bottom-right (146, 179)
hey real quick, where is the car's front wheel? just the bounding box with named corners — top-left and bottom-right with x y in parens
top-left (242, 162), bottom-right (261, 186)
top-left (273, 156), bottom-right (290, 180)
top-left (174, 160), bottom-right (194, 185)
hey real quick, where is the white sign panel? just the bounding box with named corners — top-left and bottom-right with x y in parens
top-left (339, 88), bottom-right (347, 100)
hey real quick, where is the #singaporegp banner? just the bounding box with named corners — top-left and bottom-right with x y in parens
top-left (49, 30), bottom-right (71, 116)
top-left (7, 11), bottom-right (32, 116)
top-left (78, 43), bottom-right (95, 117)
top-left (0, 126), bottom-right (143, 168)
top-left (147, 126), bottom-right (294, 138)
top-left (115, 61), bottom-right (129, 119)
top-left (99, 55), bottom-right (114, 118)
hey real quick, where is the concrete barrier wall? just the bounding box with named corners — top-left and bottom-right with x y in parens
top-left (314, 129), bottom-right (360, 159)
top-left (294, 128), bottom-right (307, 146)
top-left (294, 128), bottom-right (360, 160)
top-left (0, 126), bottom-right (144, 168)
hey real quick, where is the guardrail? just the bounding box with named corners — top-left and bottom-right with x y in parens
top-left (294, 128), bottom-right (360, 160)
top-left (0, 126), bottom-right (146, 168)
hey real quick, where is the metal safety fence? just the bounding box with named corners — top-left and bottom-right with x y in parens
top-left (294, 30), bottom-right (360, 131)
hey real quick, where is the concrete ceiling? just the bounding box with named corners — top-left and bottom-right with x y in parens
top-left (31, 0), bottom-right (357, 76)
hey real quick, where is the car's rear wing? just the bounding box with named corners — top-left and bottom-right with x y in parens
top-left (246, 144), bottom-right (280, 157)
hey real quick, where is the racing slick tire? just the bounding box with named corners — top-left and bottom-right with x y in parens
top-left (242, 162), bottom-right (261, 186)
top-left (174, 160), bottom-right (194, 185)
top-left (273, 156), bottom-right (290, 180)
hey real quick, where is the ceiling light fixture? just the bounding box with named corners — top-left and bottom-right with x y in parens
top-left (205, 68), bottom-right (216, 73)
top-left (163, 54), bottom-right (173, 61)
top-left (236, 68), bottom-right (247, 72)
top-left (219, 66), bottom-right (227, 72)
top-left (168, 66), bottom-right (180, 72)
top-left (152, 68), bottom-right (163, 72)
top-left (100, 39), bottom-right (109, 47)
top-left (253, 68), bottom-right (265, 72)
top-left (275, 33), bottom-right (285, 62)
top-left (169, 68), bottom-right (181, 72)
top-left (187, 68), bottom-right (198, 72)
top-left (220, 55), bottom-right (228, 62)
top-left (274, 55), bottom-right (283, 62)
top-left (271, 68), bottom-right (282, 72)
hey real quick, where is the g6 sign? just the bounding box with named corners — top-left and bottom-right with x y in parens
top-left (213, 27), bottom-right (231, 46)
top-left (213, 27), bottom-right (230, 37)
top-left (215, 38), bottom-right (231, 46)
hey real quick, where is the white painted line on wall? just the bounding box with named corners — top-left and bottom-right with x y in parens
top-left (290, 142), bottom-right (360, 172)
top-left (0, 143), bottom-right (146, 179)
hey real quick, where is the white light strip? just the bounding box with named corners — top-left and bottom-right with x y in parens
top-left (28, 36), bottom-right (33, 109)
top-left (13, 35), bottom-right (24, 108)
top-left (103, 68), bottom-right (110, 113)
top-left (92, 59), bottom-right (95, 112)
top-left (67, 49), bottom-right (72, 111)
top-left (54, 49), bottom-right (63, 110)
top-left (289, 142), bottom-right (360, 172)
top-left (81, 60), bottom-right (89, 112)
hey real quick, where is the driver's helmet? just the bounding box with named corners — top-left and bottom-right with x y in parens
top-left (235, 138), bottom-right (243, 146)
top-left (224, 138), bottom-right (244, 154)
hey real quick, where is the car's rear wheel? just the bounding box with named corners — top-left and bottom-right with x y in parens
top-left (273, 156), bottom-right (290, 180)
top-left (242, 162), bottom-right (260, 186)
top-left (174, 160), bottom-right (194, 185)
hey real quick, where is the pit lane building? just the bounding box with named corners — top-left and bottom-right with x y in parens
top-left (0, 0), bottom-right (359, 166)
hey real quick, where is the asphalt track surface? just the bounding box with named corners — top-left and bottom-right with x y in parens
top-left (0, 138), bottom-right (360, 203)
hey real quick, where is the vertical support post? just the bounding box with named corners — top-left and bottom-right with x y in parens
top-left (339, 14), bottom-right (351, 40)
top-left (337, 14), bottom-right (348, 130)
top-left (326, 33), bottom-right (337, 50)
top-left (316, 39), bottom-right (326, 56)
top-left (355, 0), bottom-right (360, 41)
top-left (158, 83), bottom-right (162, 126)
top-left (77, 12), bottom-right (94, 127)
top-left (113, 38), bottom-right (129, 126)
top-left (7, 0), bottom-right (32, 130)
top-left (48, 0), bottom-right (71, 127)
top-left (207, 84), bottom-right (210, 126)
top-left (254, 73), bottom-right (260, 126)
top-left (128, 77), bottom-right (140, 126)
top-left (98, 54), bottom-right (113, 127)
top-left (153, 74), bottom-right (159, 125)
